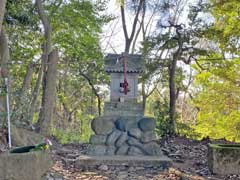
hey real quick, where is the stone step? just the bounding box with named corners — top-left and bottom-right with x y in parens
top-left (104, 110), bottom-right (144, 116)
top-left (104, 102), bottom-right (143, 109)
top-left (104, 102), bottom-right (143, 117)
top-left (75, 155), bottom-right (171, 170)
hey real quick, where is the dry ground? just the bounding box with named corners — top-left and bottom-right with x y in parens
top-left (45, 136), bottom-right (240, 180)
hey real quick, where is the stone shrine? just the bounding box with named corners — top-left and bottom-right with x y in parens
top-left (88, 53), bottom-right (163, 156)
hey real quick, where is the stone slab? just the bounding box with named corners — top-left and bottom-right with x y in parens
top-left (208, 144), bottom-right (240, 175)
top-left (75, 155), bottom-right (172, 170)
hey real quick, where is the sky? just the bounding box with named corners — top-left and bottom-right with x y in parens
top-left (99, 0), bottom-right (214, 92)
top-left (100, 0), bottom-right (194, 55)
top-left (100, 0), bottom-right (130, 54)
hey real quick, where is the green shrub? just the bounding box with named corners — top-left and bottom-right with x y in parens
top-left (153, 100), bottom-right (171, 137)
top-left (52, 127), bottom-right (93, 144)
top-left (176, 122), bottom-right (202, 140)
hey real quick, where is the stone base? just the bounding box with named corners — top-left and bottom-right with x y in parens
top-left (75, 155), bottom-right (171, 170)
top-left (90, 115), bottom-right (162, 156)
top-left (0, 151), bottom-right (52, 180)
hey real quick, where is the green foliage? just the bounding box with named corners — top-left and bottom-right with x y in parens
top-left (7, 0), bottom-right (240, 144)
top-left (50, 1), bottom-right (106, 59)
top-left (146, 90), bottom-right (172, 137)
top-left (192, 58), bottom-right (240, 142)
top-left (179, 0), bottom-right (240, 142)
top-left (3, 0), bottom-right (111, 143)
top-left (176, 122), bottom-right (201, 140)
top-left (52, 127), bottom-right (93, 145)
top-left (0, 80), bottom-right (7, 96)
top-left (52, 129), bottom-right (81, 144)
top-left (207, 0), bottom-right (240, 53)
top-left (4, 0), bottom-right (42, 125)
top-left (154, 100), bottom-right (171, 137)
top-left (52, 113), bottom-right (94, 144)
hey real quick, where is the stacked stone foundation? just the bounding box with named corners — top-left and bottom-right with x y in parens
top-left (88, 115), bottom-right (162, 156)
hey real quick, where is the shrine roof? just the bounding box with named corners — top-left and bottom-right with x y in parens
top-left (105, 53), bottom-right (144, 73)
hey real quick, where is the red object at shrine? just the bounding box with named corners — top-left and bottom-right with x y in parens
top-left (123, 56), bottom-right (128, 95)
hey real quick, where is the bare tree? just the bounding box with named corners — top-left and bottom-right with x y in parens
top-left (120, 0), bottom-right (145, 53)
top-left (119, 0), bottom-right (170, 113)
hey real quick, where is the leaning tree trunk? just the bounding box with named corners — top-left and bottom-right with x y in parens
top-left (167, 24), bottom-right (183, 136)
top-left (13, 63), bottom-right (34, 122)
top-left (21, 63), bottom-right (34, 97)
top-left (0, 0), bottom-right (6, 34)
top-left (35, 0), bottom-right (54, 134)
top-left (80, 73), bottom-right (102, 116)
top-left (29, 50), bottom-right (44, 123)
top-left (37, 50), bottom-right (58, 135)
top-left (0, 29), bottom-right (10, 128)
top-left (11, 63), bottom-right (34, 124)
top-left (168, 58), bottom-right (177, 135)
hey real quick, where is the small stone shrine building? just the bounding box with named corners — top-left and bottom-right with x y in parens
top-left (105, 53), bottom-right (142, 102)
top-left (88, 53), bottom-right (163, 156)
top-left (104, 53), bottom-right (144, 117)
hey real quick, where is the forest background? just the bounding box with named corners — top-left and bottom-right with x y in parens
top-left (0, 0), bottom-right (239, 144)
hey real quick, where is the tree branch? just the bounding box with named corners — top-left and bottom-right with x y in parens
top-left (131, 1), bottom-right (146, 54)
top-left (121, 0), bottom-right (144, 53)
top-left (120, 5), bottom-right (129, 41)
top-left (129, 0), bottom-right (144, 42)
top-left (79, 72), bottom-right (101, 116)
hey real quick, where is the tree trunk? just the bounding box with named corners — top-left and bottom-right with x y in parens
top-left (0, 0), bottom-right (6, 34)
top-left (167, 24), bottom-right (183, 136)
top-left (125, 40), bottom-right (131, 54)
top-left (29, 61), bottom-right (43, 123)
top-left (18, 63), bottom-right (34, 108)
top-left (0, 30), bottom-right (9, 78)
top-left (36, 50), bottom-right (58, 135)
top-left (36, 0), bottom-right (52, 56)
top-left (13, 63), bottom-right (34, 124)
top-left (168, 58), bottom-right (177, 135)
top-left (142, 82), bottom-right (146, 113)
top-left (35, 0), bottom-right (53, 134)
top-left (0, 30), bottom-right (10, 127)
top-left (21, 64), bottom-right (34, 95)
